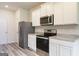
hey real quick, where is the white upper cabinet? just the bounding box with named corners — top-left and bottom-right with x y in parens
top-left (54, 2), bottom-right (78, 25)
top-left (40, 3), bottom-right (54, 17)
top-left (16, 8), bottom-right (29, 22)
top-left (54, 3), bottom-right (64, 25)
top-left (46, 3), bottom-right (54, 16)
top-left (32, 3), bottom-right (54, 26)
top-left (32, 7), bottom-right (41, 26)
top-left (40, 3), bottom-right (48, 17)
top-left (63, 2), bottom-right (78, 24)
top-left (31, 2), bottom-right (78, 26)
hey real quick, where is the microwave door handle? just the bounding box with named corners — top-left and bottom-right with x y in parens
top-left (48, 17), bottom-right (50, 23)
top-left (52, 15), bottom-right (54, 24)
top-left (48, 16), bottom-right (51, 23)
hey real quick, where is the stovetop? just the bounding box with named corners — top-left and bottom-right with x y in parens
top-left (36, 29), bottom-right (57, 38)
top-left (37, 33), bottom-right (57, 38)
top-left (37, 35), bottom-right (49, 37)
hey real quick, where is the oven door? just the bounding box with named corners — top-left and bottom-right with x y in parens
top-left (36, 37), bottom-right (49, 53)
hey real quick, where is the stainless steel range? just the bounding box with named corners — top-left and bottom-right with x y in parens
top-left (36, 29), bottom-right (57, 53)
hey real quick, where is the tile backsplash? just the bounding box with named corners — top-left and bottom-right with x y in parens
top-left (35, 24), bottom-right (79, 35)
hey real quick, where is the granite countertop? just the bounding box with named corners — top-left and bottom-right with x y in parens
top-left (49, 34), bottom-right (79, 42)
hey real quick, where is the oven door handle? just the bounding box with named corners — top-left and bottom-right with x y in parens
top-left (37, 36), bottom-right (48, 40)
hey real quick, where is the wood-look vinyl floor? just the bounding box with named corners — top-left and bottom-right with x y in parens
top-left (0, 43), bottom-right (48, 56)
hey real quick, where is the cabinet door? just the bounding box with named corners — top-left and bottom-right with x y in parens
top-left (40, 3), bottom-right (54, 17)
top-left (63, 2), bottom-right (77, 24)
top-left (49, 39), bottom-right (72, 56)
top-left (50, 43), bottom-right (72, 56)
top-left (60, 45), bottom-right (72, 56)
top-left (54, 3), bottom-right (64, 25)
top-left (46, 3), bottom-right (54, 16)
top-left (28, 35), bottom-right (36, 51)
top-left (32, 7), bottom-right (40, 26)
top-left (40, 3), bottom-right (48, 17)
top-left (49, 42), bottom-right (60, 56)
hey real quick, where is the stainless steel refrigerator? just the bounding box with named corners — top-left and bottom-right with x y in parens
top-left (19, 21), bottom-right (35, 48)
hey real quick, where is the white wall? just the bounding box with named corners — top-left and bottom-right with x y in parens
top-left (0, 9), bottom-right (17, 44)
top-left (35, 24), bottom-right (79, 35)
top-left (0, 8), bottom-right (32, 44)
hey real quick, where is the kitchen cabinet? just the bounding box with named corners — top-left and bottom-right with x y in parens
top-left (54, 3), bottom-right (64, 25)
top-left (54, 2), bottom-right (78, 25)
top-left (46, 3), bottom-right (54, 16)
top-left (16, 8), bottom-right (29, 22)
top-left (59, 45), bottom-right (71, 56)
top-left (63, 2), bottom-right (78, 24)
top-left (40, 3), bottom-right (54, 17)
top-left (28, 34), bottom-right (36, 51)
top-left (40, 3), bottom-right (47, 17)
top-left (32, 7), bottom-right (41, 26)
top-left (49, 36), bottom-right (79, 56)
top-left (32, 3), bottom-right (54, 26)
top-left (31, 2), bottom-right (78, 26)
top-left (49, 38), bottom-right (72, 56)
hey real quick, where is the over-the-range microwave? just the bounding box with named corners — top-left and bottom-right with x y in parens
top-left (40, 15), bottom-right (54, 26)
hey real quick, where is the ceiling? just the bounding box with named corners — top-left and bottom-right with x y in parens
top-left (0, 2), bottom-right (43, 11)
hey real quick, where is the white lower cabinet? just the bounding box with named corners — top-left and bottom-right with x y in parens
top-left (49, 39), bottom-right (72, 56)
top-left (50, 43), bottom-right (60, 56)
top-left (59, 45), bottom-right (71, 56)
top-left (28, 34), bottom-right (36, 52)
top-left (50, 43), bottom-right (72, 56)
